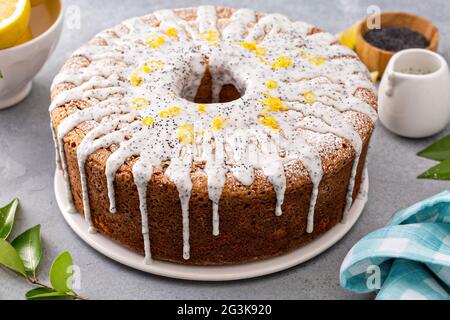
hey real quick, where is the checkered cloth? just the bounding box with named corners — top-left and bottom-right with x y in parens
top-left (340, 191), bottom-right (450, 300)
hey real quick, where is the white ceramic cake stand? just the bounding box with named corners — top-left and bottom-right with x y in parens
top-left (54, 168), bottom-right (368, 281)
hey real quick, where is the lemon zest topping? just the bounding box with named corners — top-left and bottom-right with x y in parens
top-left (159, 110), bottom-right (170, 118)
top-left (165, 27), bottom-right (178, 38)
top-left (265, 80), bottom-right (278, 89)
top-left (255, 46), bottom-right (267, 57)
top-left (146, 34), bottom-right (166, 49)
top-left (303, 91), bottom-right (317, 106)
top-left (176, 124), bottom-right (195, 144)
top-left (309, 56), bottom-right (325, 66)
top-left (168, 106), bottom-right (182, 117)
top-left (210, 115), bottom-right (227, 132)
top-left (141, 59), bottom-right (164, 73)
top-left (272, 55), bottom-right (292, 69)
top-left (141, 64), bottom-right (152, 74)
top-left (159, 106), bottom-right (182, 118)
top-left (298, 50), bottom-right (325, 66)
top-left (199, 30), bottom-right (220, 46)
top-left (298, 50), bottom-right (312, 59)
top-left (258, 113), bottom-right (280, 131)
top-left (196, 104), bottom-right (207, 114)
top-left (241, 41), bottom-right (256, 51)
top-left (131, 97), bottom-right (149, 110)
top-left (260, 92), bottom-right (288, 112)
top-left (131, 60), bottom-right (165, 86)
top-left (142, 116), bottom-right (155, 126)
top-left (130, 71), bottom-right (144, 87)
top-left (241, 41), bottom-right (267, 57)
top-left (259, 57), bottom-right (270, 65)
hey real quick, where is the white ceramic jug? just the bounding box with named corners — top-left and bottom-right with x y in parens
top-left (378, 49), bottom-right (450, 138)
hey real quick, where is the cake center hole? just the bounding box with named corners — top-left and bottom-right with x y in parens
top-left (182, 60), bottom-right (244, 104)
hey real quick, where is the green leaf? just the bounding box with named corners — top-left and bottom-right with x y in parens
top-left (418, 159), bottom-right (450, 180)
top-left (0, 238), bottom-right (26, 276)
top-left (50, 251), bottom-right (74, 293)
top-left (0, 69), bottom-right (3, 79)
top-left (11, 225), bottom-right (42, 273)
top-left (417, 134), bottom-right (450, 161)
top-left (0, 198), bottom-right (19, 240)
top-left (26, 287), bottom-right (69, 300)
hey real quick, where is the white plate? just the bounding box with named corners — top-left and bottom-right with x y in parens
top-left (54, 169), bottom-right (368, 281)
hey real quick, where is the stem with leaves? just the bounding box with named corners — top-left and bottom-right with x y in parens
top-left (0, 198), bottom-right (87, 300)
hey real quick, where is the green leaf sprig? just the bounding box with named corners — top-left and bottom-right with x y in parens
top-left (0, 198), bottom-right (19, 239)
top-left (0, 198), bottom-right (87, 300)
top-left (417, 134), bottom-right (450, 180)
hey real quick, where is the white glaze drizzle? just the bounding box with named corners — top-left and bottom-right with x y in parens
top-left (133, 155), bottom-right (154, 264)
top-left (165, 146), bottom-right (193, 260)
top-left (222, 8), bottom-right (256, 40)
top-left (50, 6), bottom-right (377, 263)
top-left (258, 132), bottom-right (286, 216)
top-left (197, 5), bottom-right (217, 33)
top-left (204, 132), bottom-right (227, 235)
top-left (77, 115), bottom-right (138, 232)
top-left (284, 133), bottom-right (323, 233)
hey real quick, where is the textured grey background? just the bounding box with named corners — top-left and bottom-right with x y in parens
top-left (1, 0), bottom-right (449, 300)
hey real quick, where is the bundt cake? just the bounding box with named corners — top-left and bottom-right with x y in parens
top-left (50, 6), bottom-right (377, 265)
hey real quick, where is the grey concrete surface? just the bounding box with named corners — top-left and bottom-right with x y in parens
top-left (0, 0), bottom-right (449, 300)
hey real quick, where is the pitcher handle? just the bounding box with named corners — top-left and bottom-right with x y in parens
top-left (386, 71), bottom-right (396, 97)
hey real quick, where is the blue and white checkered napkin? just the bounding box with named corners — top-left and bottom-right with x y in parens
top-left (340, 191), bottom-right (450, 300)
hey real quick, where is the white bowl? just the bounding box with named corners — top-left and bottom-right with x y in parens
top-left (0, 0), bottom-right (63, 110)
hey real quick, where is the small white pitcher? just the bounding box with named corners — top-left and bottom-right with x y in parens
top-left (378, 49), bottom-right (450, 138)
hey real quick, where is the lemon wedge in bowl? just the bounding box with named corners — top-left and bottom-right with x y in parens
top-left (0, 0), bottom-right (31, 49)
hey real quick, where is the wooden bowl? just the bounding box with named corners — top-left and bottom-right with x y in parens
top-left (356, 12), bottom-right (439, 77)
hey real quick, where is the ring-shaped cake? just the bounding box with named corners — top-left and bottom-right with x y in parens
top-left (50, 6), bottom-right (377, 265)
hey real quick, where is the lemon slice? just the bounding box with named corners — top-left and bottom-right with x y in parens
top-left (14, 25), bottom-right (32, 45)
top-left (0, 0), bottom-right (31, 49)
top-left (337, 21), bottom-right (361, 50)
top-left (30, 0), bottom-right (45, 6)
